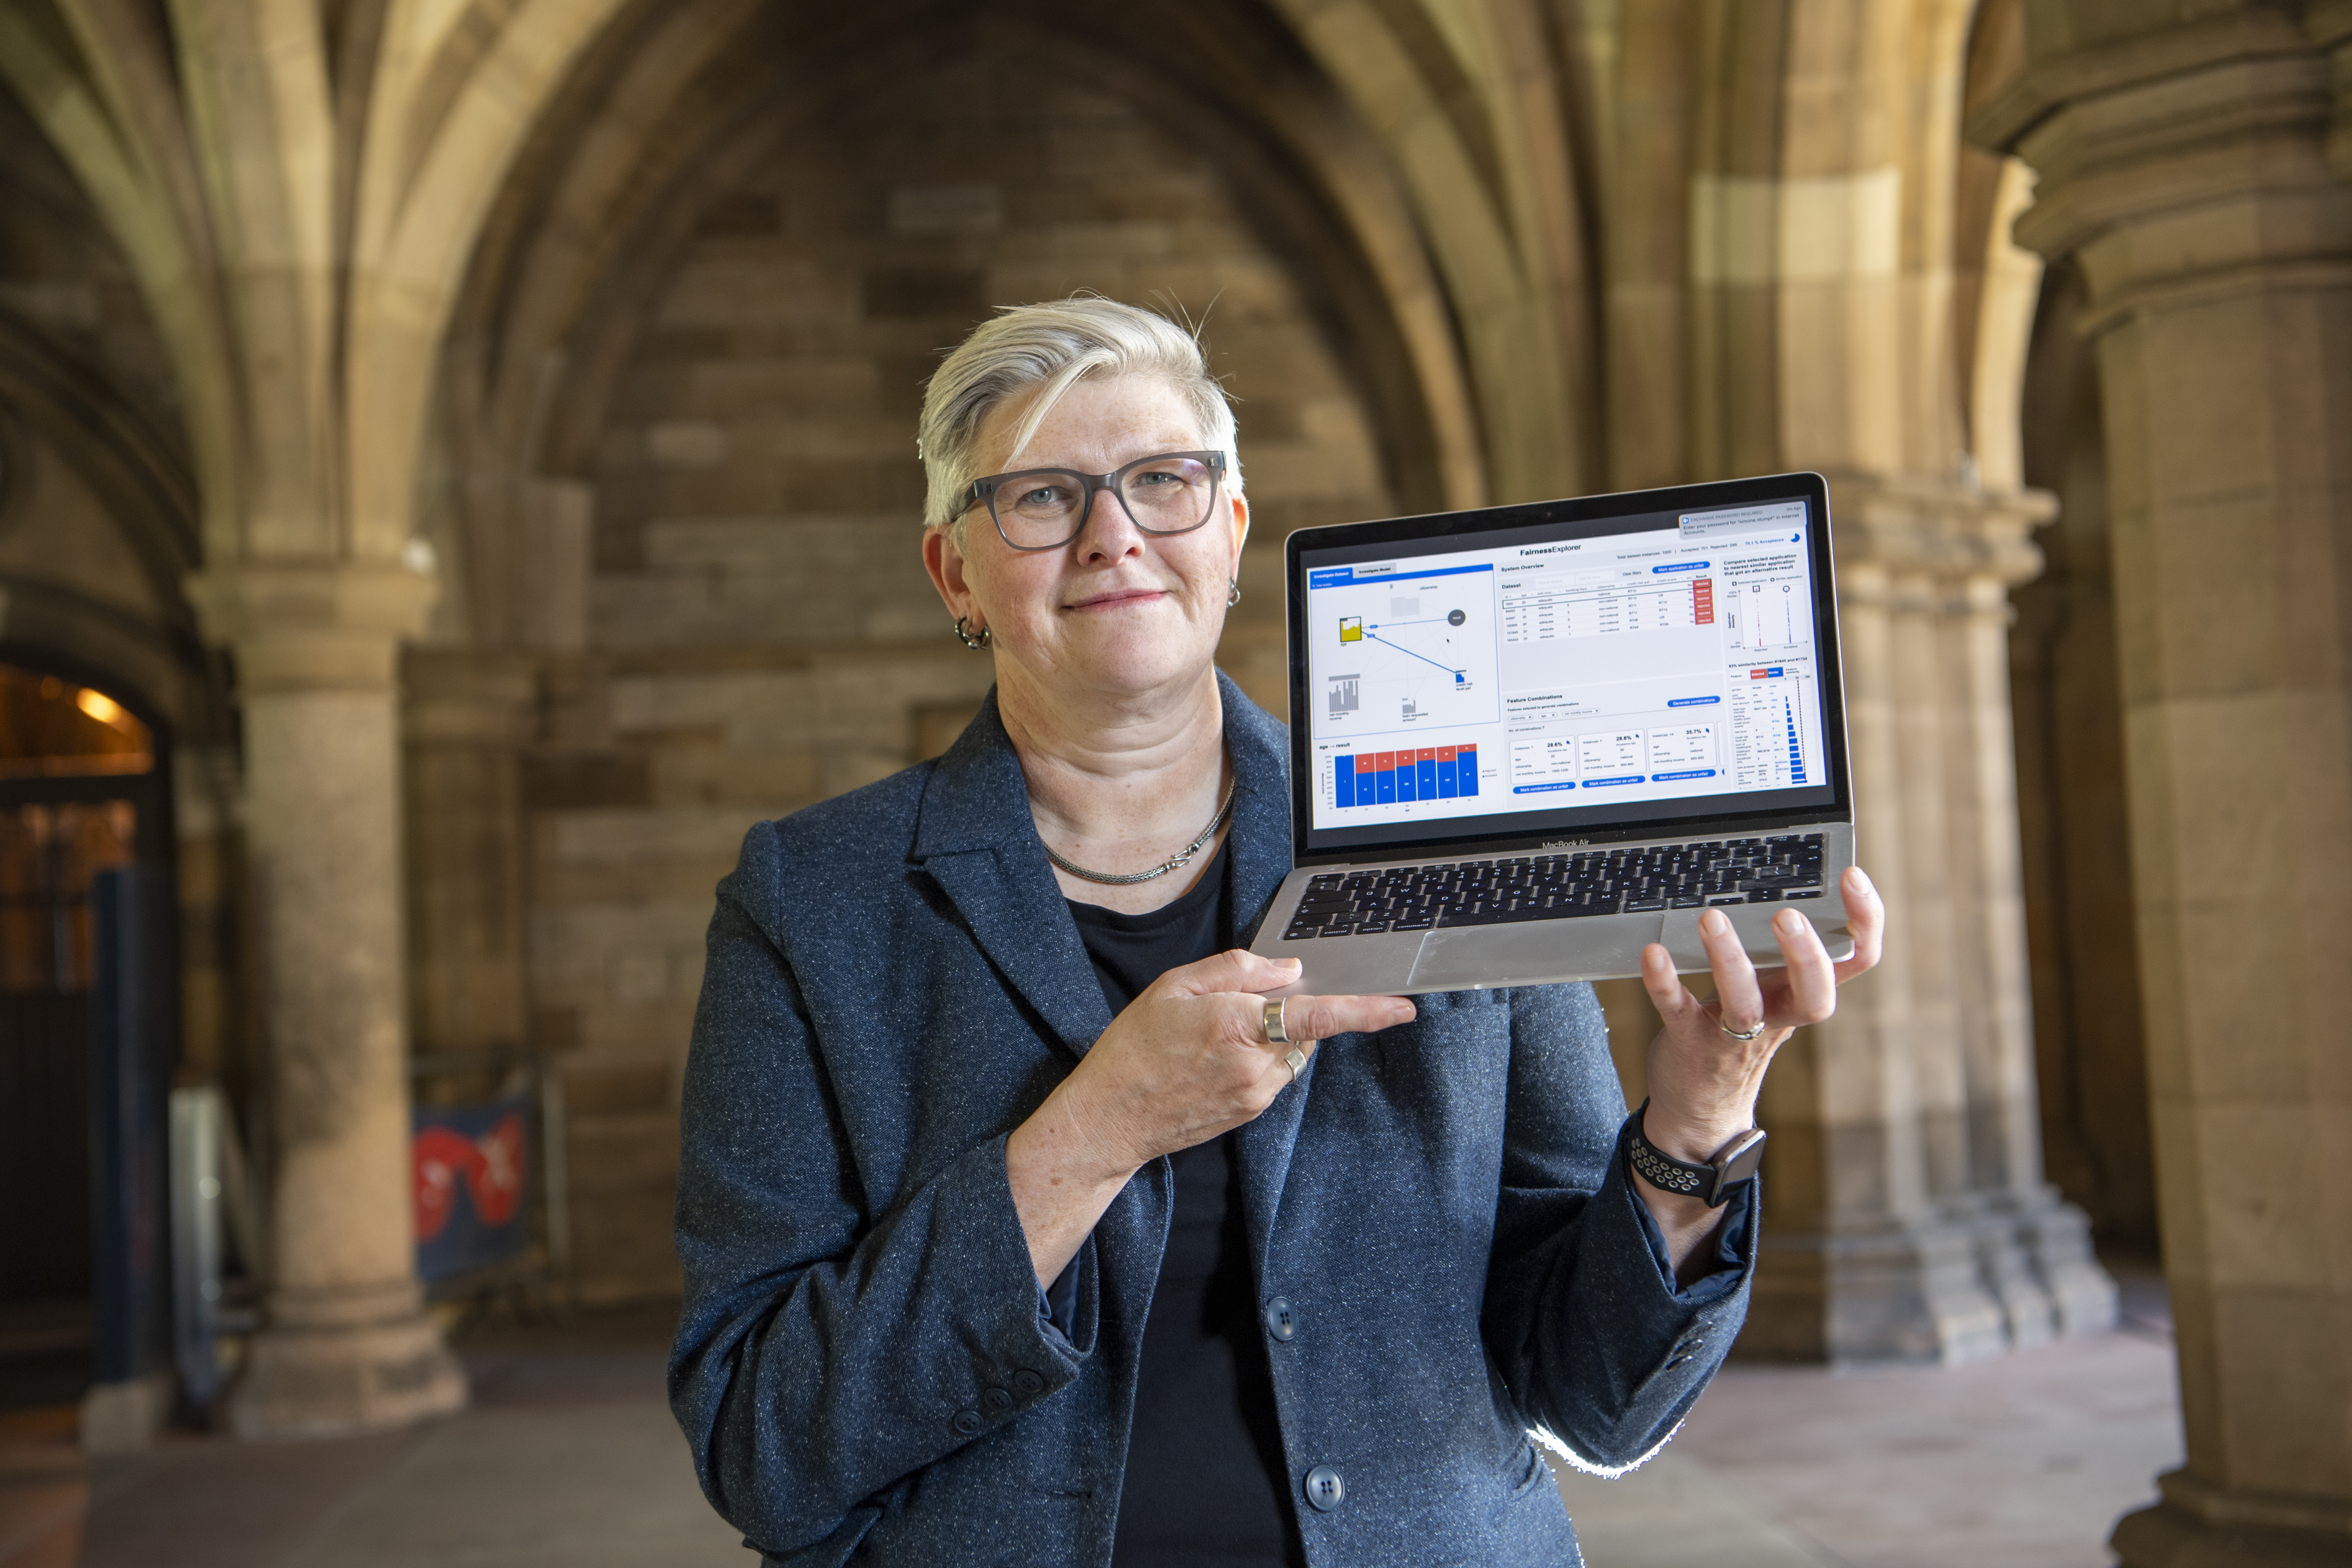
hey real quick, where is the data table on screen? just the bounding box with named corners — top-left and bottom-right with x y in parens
top-left (1499, 573), bottom-right (1715, 643)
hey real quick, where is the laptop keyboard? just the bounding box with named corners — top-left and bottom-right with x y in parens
top-left (1280, 833), bottom-right (1827, 942)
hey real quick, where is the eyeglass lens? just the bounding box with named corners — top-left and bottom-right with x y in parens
top-left (990, 455), bottom-right (1219, 548)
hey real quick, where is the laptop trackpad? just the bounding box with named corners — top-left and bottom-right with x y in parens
top-left (1660, 903), bottom-right (1854, 972)
top-left (1405, 918), bottom-right (1657, 991)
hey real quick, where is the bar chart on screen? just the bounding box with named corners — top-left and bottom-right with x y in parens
top-left (1331, 744), bottom-right (1481, 808)
top-left (1729, 669), bottom-right (1817, 787)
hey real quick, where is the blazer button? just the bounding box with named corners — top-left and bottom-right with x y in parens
top-left (1263, 1296), bottom-right (1298, 1342)
top-left (950, 1409), bottom-right (982, 1437)
top-left (1304, 1465), bottom-right (1345, 1511)
top-left (1013, 1368), bottom-right (1046, 1396)
top-left (981, 1386), bottom-right (1013, 1416)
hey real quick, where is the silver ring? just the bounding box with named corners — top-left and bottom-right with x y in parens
top-left (1285, 1046), bottom-right (1308, 1083)
top-left (1719, 1016), bottom-right (1769, 1042)
top-left (1263, 998), bottom-right (1289, 1046)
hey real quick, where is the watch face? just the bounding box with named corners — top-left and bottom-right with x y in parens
top-left (1716, 1130), bottom-right (1767, 1186)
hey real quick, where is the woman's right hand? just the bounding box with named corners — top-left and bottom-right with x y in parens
top-left (1068, 949), bottom-right (1415, 1171)
top-left (1004, 950), bottom-right (1415, 1284)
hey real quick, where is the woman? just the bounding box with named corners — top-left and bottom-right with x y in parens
top-left (670, 297), bottom-right (1884, 1567)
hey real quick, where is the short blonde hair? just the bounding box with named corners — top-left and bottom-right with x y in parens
top-left (917, 296), bottom-right (1241, 532)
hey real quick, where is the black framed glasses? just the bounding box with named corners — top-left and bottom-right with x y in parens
top-left (965, 450), bottom-right (1227, 551)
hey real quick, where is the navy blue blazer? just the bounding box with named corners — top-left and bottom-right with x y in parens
top-left (670, 673), bottom-right (1753, 1567)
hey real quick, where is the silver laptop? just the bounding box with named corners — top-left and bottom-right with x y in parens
top-left (1252, 472), bottom-right (1857, 998)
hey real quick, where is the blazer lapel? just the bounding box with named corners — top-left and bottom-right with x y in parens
top-left (1217, 674), bottom-right (1313, 1277)
top-left (914, 674), bottom-right (1312, 1275)
top-left (912, 691), bottom-right (1113, 1058)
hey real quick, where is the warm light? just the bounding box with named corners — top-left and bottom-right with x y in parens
top-left (75, 687), bottom-right (129, 729)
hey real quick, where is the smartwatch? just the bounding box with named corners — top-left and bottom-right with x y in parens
top-left (1627, 1099), bottom-right (1765, 1208)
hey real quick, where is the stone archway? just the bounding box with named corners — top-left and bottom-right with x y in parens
top-left (3, 0), bottom-right (1588, 1419)
top-left (0, 270), bottom-right (221, 1442)
top-left (425, 0), bottom-right (1516, 1302)
top-left (1574, 0), bottom-right (2115, 1366)
top-left (0, 0), bottom-right (654, 1437)
top-left (0, 655), bottom-right (177, 1437)
top-left (1973, 4), bottom-right (2352, 1559)
top-left (0, 0), bottom-right (2160, 1442)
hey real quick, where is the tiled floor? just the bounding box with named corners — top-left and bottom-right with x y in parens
top-left (1556, 1254), bottom-right (2183, 1568)
top-left (1557, 1330), bottom-right (2182, 1567)
top-left (0, 1311), bottom-right (749, 1568)
top-left (0, 1272), bottom-right (2183, 1568)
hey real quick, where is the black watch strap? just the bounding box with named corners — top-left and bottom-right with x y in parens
top-left (1628, 1100), bottom-right (1766, 1208)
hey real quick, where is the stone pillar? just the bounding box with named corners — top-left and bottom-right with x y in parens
top-left (1742, 473), bottom-right (2110, 1364)
top-left (1889, 561), bottom-right (1969, 1208)
top-left (1670, 0), bottom-right (2117, 1364)
top-left (1746, 522), bottom-right (2008, 1365)
top-left (1978, 7), bottom-right (2352, 1560)
top-left (1946, 565), bottom-right (2116, 1338)
top-left (187, 564), bottom-right (468, 1438)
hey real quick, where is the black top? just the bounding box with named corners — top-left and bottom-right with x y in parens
top-left (1062, 844), bottom-right (1304, 1568)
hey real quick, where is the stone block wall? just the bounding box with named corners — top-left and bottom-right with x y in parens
top-left (525, 71), bottom-right (1394, 1303)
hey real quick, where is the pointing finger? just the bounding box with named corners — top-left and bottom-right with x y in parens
top-left (1261, 992), bottom-right (1414, 1047)
top-left (1165, 947), bottom-right (1301, 998)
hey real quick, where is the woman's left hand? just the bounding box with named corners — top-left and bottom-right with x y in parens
top-left (1635, 864), bottom-right (1885, 1170)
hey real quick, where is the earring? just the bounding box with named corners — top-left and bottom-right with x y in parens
top-left (1228, 579), bottom-right (1241, 607)
top-left (953, 615), bottom-right (992, 650)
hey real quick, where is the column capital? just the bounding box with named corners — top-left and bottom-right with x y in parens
top-left (1968, 14), bottom-right (2352, 328)
top-left (1821, 470), bottom-right (2055, 593)
top-left (186, 562), bottom-right (440, 694)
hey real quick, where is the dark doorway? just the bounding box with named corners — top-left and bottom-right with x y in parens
top-left (0, 662), bottom-right (174, 1410)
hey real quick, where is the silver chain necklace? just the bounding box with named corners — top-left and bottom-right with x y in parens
top-left (1043, 785), bottom-right (1237, 885)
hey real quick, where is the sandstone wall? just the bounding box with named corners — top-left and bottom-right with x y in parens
top-left (528, 69), bottom-right (1393, 1302)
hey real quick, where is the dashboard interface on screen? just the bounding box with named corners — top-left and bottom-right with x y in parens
top-left (1301, 495), bottom-right (1838, 849)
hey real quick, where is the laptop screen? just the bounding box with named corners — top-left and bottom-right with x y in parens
top-left (1287, 474), bottom-right (1846, 859)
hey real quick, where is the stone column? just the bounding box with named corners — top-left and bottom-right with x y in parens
top-left (1889, 562), bottom-right (1969, 1208)
top-left (1741, 472), bottom-right (2110, 1364)
top-left (187, 564), bottom-right (468, 1438)
top-left (1670, 0), bottom-right (2115, 1362)
top-left (1979, 8), bottom-right (2352, 1560)
top-left (1944, 506), bottom-right (2117, 1344)
top-left (1745, 523), bottom-right (2010, 1364)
